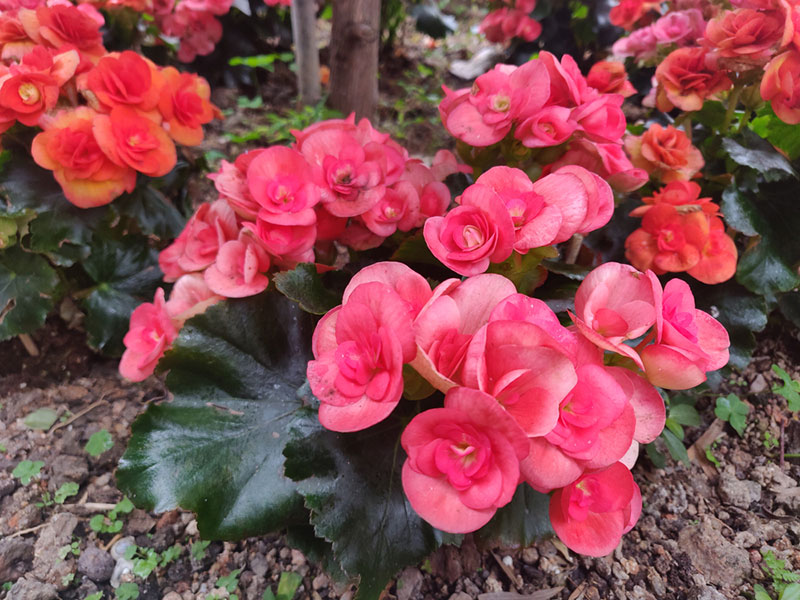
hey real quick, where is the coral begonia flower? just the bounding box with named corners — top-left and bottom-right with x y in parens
top-left (204, 233), bottom-right (271, 298)
top-left (704, 8), bottom-right (783, 66)
top-left (93, 105), bottom-right (177, 177)
top-left (307, 281), bottom-right (417, 432)
top-left (586, 61), bottom-right (636, 98)
top-left (31, 106), bottom-right (136, 208)
top-left (761, 50), bottom-right (800, 124)
top-left (401, 387), bottom-right (529, 533)
top-left (411, 274), bottom-right (517, 392)
top-left (549, 462), bottom-right (642, 557)
top-left (424, 183), bottom-right (515, 276)
top-left (624, 123), bottom-right (705, 183)
top-left (82, 51), bottom-right (163, 113)
top-left (165, 273), bottom-right (222, 324)
top-left (119, 288), bottom-right (179, 382)
top-left (158, 66), bottom-right (219, 146)
top-left (246, 145), bottom-right (320, 226)
top-left (686, 217), bottom-right (737, 285)
top-left (19, 5), bottom-right (106, 59)
top-left (640, 278), bottom-right (730, 389)
top-left (654, 47), bottom-right (732, 112)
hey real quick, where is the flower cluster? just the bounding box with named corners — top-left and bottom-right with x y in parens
top-left (624, 123), bottom-right (704, 183)
top-left (439, 52), bottom-right (647, 192)
top-left (610, 0), bottom-right (800, 123)
top-left (308, 260), bottom-right (730, 554)
top-left (119, 117), bottom-right (462, 381)
top-left (479, 0), bottom-right (541, 44)
top-left (0, 2), bottom-right (218, 208)
top-left (422, 164), bottom-right (613, 276)
top-left (625, 181), bottom-right (737, 284)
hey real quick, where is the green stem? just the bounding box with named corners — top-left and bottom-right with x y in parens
top-left (721, 84), bottom-right (744, 134)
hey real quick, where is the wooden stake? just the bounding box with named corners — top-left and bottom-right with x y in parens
top-left (291, 0), bottom-right (321, 106)
top-left (18, 333), bottom-right (39, 357)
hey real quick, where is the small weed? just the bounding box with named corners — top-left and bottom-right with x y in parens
top-left (715, 393), bottom-right (750, 436)
top-left (89, 496), bottom-right (135, 534)
top-left (12, 459), bottom-right (44, 485)
top-left (704, 442), bottom-right (722, 468)
top-left (772, 365), bottom-right (800, 411)
top-left (123, 543), bottom-right (182, 579)
top-left (228, 52), bottom-right (293, 72)
top-left (2, 582), bottom-right (12, 591)
top-left (216, 568), bottom-right (241, 594)
top-left (191, 540), bottom-right (211, 561)
top-left (23, 407), bottom-right (59, 430)
top-left (0, 443), bottom-right (6, 453)
top-left (61, 572), bottom-right (75, 587)
top-left (84, 592), bottom-right (104, 600)
top-left (263, 571), bottom-right (303, 600)
top-left (115, 582), bottom-right (139, 600)
top-left (85, 430), bottom-right (114, 457)
top-left (58, 540), bottom-right (81, 560)
top-left (38, 481), bottom-right (80, 507)
top-left (764, 431), bottom-right (779, 450)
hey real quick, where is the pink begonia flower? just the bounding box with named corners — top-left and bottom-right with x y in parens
top-left (571, 94), bottom-right (626, 144)
top-left (423, 182), bottom-right (515, 276)
top-left (439, 60), bottom-right (550, 146)
top-left (119, 288), bottom-right (179, 382)
top-left (361, 180), bottom-right (420, 237)
top-left (336, 218), bottom-right (385, 251)
top-left (243, 216), bottom-right (316, 267)
top-left (480, 8), bottom-right (542, 43)
top-left (586, 61), bottom-right (636, 98)
top-left (313, 205), bottom-right (348, 242)
top-left (607, 366), bottom-right (666, 444)
top-left (531, 165), bottom-right (614, 244)
top-left (410, 274), bottom-right (517, 392)
top-left (401, 387), bottom-right (529, 533)
top-left (570, 262), bottom-right (661, 368)
top-left (307, 281), bottom-right (418, 432)
top-left (165, 273), bottom-right (222, 323)
top-left (209, 149), bottom-right (265, 220)
top-left (159, 200), bottom-right (239, 281)
top-left (160, 9), bottom-right (223, 63)
top-left (640, 278), bottom-right (729, 389)
top-left (544, 139), bottom-right (648, 192)
top-left (341, 261), bottom-right (433, 318)
top-left (549, 462), bottom-right (642, 556)
top-left (540, 51), bottom-right (590, 107)
top-left (430, 149), bottom-right (472, 181)
top-left (204, 233), bottom-right (271, 298)
top-left (472, 166), bottom-right (563, 252)
top-left (652, 10), bottom-right (705, 45)
top-left (264, 0), bottom-right (290, 6)
top-left (247, 145), bottom-right (320, 226)
top-left (612, 26), bottom-right (658, 60)
top-left (521, 364), bottom-right (636, 492)
top-left (515, 105), bottom-right (577, 149)
top-left (462, 320), bottom-right (577, 437)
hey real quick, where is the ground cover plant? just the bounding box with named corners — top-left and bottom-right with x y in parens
top-left (1, 1), bottom-right (799, 599)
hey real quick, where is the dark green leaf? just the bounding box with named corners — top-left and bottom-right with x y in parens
top-left (273, 264), bottom-right (343, 315)
top-left (714, 393), bottom-right (749, 436)
top-left (283, 415), bottom-right (438, 600)
top-left (722, 137), bottom-right (797, 181)
top-left (82, 234), bottom-right (162, 294)
top-left (541, 259), bottom-right (590, 281)
top-left (113, 186), bottom-right (186, 240)
top-left (645, 442), bottom-right (666, 469)
top-left (778, 291), bottom-right (800, 331)
top-left (721, 182), bottom-right (800, 295)
top-left (116, 292), bottom-right (316, 540)
top-left (391, 232), bottom-right (441, 266)
top-left (664, 418), bottom-right (684, 441)
top-left (694, 101), bottom-right (726, 130)
top-left (772, 365), bottom-right (800, 412)
top-left (692, 280), bottom-right (768, 370)
top-left (83, 285), bottom-right (142, 355)
top-left (668, 403), bottom-right (701, 427)
top-left (0, 246), bottom-right (59, 340)
top-left (662, 430), bottom-right (690, 466)
top-left (474, 484), bottom-right (552, 546)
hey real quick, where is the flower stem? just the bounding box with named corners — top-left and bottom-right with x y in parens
top-left (721, 84), bottom-right (744, 134)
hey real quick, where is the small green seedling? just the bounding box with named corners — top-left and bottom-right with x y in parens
top-left (764, 431), bottom-right (779, 450)
top-left (12, 459), bottom-right (44, 485)
top-left (123, 543), bottom-right (182, 579)
top-left (39, 481), bottom-right (80, 507)
top-left (755, 550), bottom-right (800, 599)
top-left (216, 568), bottom-right (241, 594)
top-left (61, 572), bottom-right (75, 587)
top-left (2, 582), bottom-right (13, 591)
top-left (23, 407), bottom-right (58, 430)
top-left (263, 571), bottom-right (303, 600)
top-left (704, 441), bottom-right (722, 468)
top-left (115, 582), bottom-right (139, 600)
top-left (89, 497), bottom-right (135, 534)
top-left (84, 429), bottom-right (113, 457)
top-left (715, 393), bottom-right (750, 437)
top-left (190, 540), bottom-right (211, 561)
top-left (772, 365), bottom-right (800, 411)
top-left (58, 541), bottom-right (81, 560)
top-left (84, 592), bottom-right (104, 600)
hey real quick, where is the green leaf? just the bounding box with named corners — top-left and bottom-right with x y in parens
top-left (116, 292), bottom-right (315, 540)
top-left (772, 365), bottom-right (800, 412)
top-left (0, 246), bottom-right (59, 340)
top-left (83, 285), bottom-right (142, 355)
top-left (750, 104), bottom-right (800, 160)
top-left (85, 429), bottom-right (114, 457)
top-left (782, 583), bottom-right (800, 600)
top-left (272, 263), bottom-right (343, 315)
top-left (664, 418), bottom-right (684, 441)
top-left (283, 414), bottom-right (438, 600)
top-left (276, 571), bottom-right (303, 600)
top-left (714, 393), bottom-right (749, 437)
top-left (190, 540), bottom-right (210, 560)
top-left (84, 592), bottom-right (104, 600)
top-left (391, 232), bottom-right (440, 266)
top-left (112, 186), bottom-right (185, 240)
top-left (115, 582), bottom-right (139, 600)
top-left (12, 459), bottom-right (44, 484)
top-left (217, 569), bottom-right (241, 593)
top-left (23, 407), bottom-right (58, 430)
top-left (778, 291), bottom-right (800, 330)
top-left (721, 182), bottom-right (800, 295)
top-left (694, 101), bottom-right (726, 130)
top-left (668, 403), bottom-right (701, 427)
top-left (89, 514), bottom-right (106, 532)
top-left (645, 442), bottom-right (666, 468)
top-left (474, 484), bottom-right (552, 546)
top-left (722, 137), bottom-right (797, 182)
top-left (54, 481), bottom-right (79, 504)
top-left (693, 280), bottom-right (768, 370)
top-left (662, 430), bottom-right (690, 466)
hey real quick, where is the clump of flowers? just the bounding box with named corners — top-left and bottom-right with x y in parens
top-left (439, 52), bottom-right (648, 192)
top-left (0, 3), bottom-right (219, 207)
top-left (479, 0), bottom-right (541, 44)
top-left (307, 260), bottom-right (729, 554)
top-left (119, 116), bottom-right (465, 381)
top-left (625, 181), bottom-right (737, 284)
